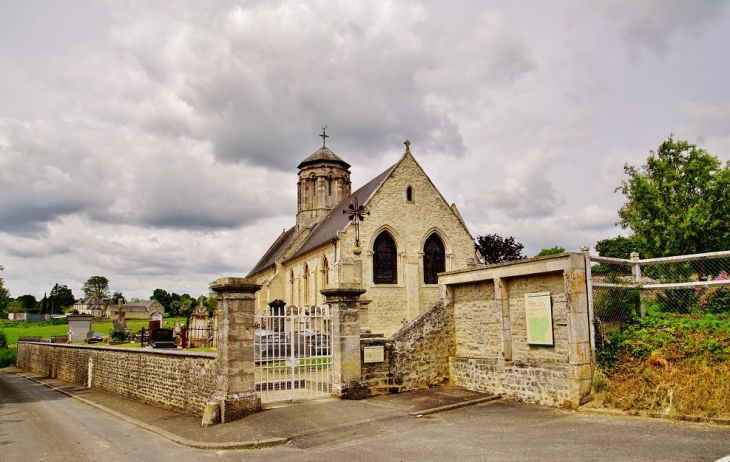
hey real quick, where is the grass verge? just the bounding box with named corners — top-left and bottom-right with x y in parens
top-left (593, 312), bottom-right (730, 418)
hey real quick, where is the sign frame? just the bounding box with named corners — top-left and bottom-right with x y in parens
top-left (525, 292), bottom-right (554, 346)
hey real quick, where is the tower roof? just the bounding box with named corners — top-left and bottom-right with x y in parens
top-left (297, 146), bottom-right (351, 170)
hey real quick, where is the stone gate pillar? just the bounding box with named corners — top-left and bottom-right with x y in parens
top-left (209, 277), bottom-right (261, 424)
top-left (321, 284), bottom-right (368, 399)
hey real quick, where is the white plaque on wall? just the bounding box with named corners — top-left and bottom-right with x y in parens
top-left (363, 346), bottom-right (385, 363)
top-left (525, 292), bottom-right (554, 346)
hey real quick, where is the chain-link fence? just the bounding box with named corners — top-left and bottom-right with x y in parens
top-left (589, 250), bottom-right (730, 325)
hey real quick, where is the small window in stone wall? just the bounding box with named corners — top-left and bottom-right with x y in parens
top-left (406, 186), bottom-right (413, 202)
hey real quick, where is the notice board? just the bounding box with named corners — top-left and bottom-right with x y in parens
top-left (525, 292), bottom-right (554, 346)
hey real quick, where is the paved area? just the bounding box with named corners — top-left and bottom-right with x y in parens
top-left (1, 367), bottom-right (499, 449)
top-left (3, 366), bottom-right (730, 461)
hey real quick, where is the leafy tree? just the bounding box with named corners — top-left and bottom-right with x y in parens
top-left (111, 291), bottom-right (126, 305)
top-left (535, 246), bottom-right (565, 257)
top-left (0, 275), bottom-right (9, 316)
top-left (151, 288), bottom-right (172, 312)
top-left (205, 291), bottom-right (218, 316)
top-left (49, 284), bottom-right (75, 314)
top-left (595, 235), bottom-right (637, 259)
top-left (475, 234), bottom-right (526, 264)
top-left (15, 294), bottom-right (37, 311)
top-left (617, 136), bottom-right (730, 258)
top-left (82, 276), bottom-right (111, 300)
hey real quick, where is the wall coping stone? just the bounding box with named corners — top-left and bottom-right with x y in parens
top-left (16, 341), bottom-right (217, 358)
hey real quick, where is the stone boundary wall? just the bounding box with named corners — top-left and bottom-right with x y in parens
top-left (360, 299), bottom-right (454, 395)
top-left (440, 253), bottom-right (593, 408)
top-left (15, 342), bottom-right (219, 416)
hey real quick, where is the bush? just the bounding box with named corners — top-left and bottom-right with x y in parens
top-left (0, 330), bottom-right (7, 349)
top-left (110, 328), bottom-right (127, 342)
top-left (594, 287), bottom-right (641, 323)
top-left (0, 348), bottom-right (15, 368)
top-left (656, 288), bottom-right (699, 314)
top-left (700, 286), bottom-right (730, 314)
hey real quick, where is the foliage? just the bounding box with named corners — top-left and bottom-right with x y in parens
top-left (593, 312), bottom-right (730, 418)
top-left (111, 291), bottom-right (126, 304)
top-left (82, 276), bottom-right (111, 300)
top-left (595, 235), bottom-right (637, 259)
top-left (151, 289), bottom-right (172, 311)
top-left (0, 348), bottom-right (15, 368)
top-left (616, 135), bottom-right (730, 258)
top-left (535, 246), bottom-right (565, 257)
top-left (0, 277), bottom-right (10, 316)
top-left (110, 328), bottom-right (127, 342)
top-left (15, 294), bottom-right (37, 311)
top-left (698, 273), bottom-right (730, 314)
top-left (49, 284), bottom-right (75, 314)
top-left (594, 288), bottom-right (641, 323)
top-left (0, 330), bottom-right (7, 349)
top-left (475, 234), bottom-right (526, 264)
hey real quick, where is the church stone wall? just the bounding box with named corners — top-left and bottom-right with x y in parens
top-left (15, 342), bottom-right (219, 416)
top-left (348, 153), bottom-right (475, 336)
top-left (441, 253), bottom-right (593, 408)
top-left (360, 300), bottom-right (454, 395)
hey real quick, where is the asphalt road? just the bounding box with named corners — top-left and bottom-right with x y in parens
top-left (2, 371), bottom-right (730, 461)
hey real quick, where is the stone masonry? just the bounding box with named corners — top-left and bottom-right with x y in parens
top-left (15, 342), bottom-right (218, 416)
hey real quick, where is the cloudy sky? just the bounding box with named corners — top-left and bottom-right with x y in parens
top-left (1, 0), bottom-right (730, 301)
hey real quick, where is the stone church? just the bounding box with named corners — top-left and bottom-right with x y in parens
top-left (247, 133), bottom-right (477, 336)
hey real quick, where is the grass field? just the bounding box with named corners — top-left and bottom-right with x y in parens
top-left (0, 317), bottom-right (188, 347)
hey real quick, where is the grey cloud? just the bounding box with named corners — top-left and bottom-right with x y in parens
top-left (593, 0), bottom-right (730, 54)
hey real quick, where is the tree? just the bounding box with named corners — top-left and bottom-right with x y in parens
top-left (595, 235), bottom-right (637, 259)
top-left (82, 276), bottom-right (111, 300)
top-left (150, 288), bottom-right (172, 312)
top-left (475, 234), bottom-right (526, 264)
top-left (111, 291), bottom-right (126, 305)
top-left (49, 284), bottom-right (75, 314)
top-left (0, 276), bottom-right (10, 316)
top-left (535, 246), bottom-right (565, 257)
top-left (617, 136), bottom-right (730, 258)
top-left (15, 294), bottom-right (37, 311)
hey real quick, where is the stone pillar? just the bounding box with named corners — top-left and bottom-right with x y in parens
top-left (321, 284), bottom-right (368, 399)
top-left (494, 277), bottom-right (512, 361)
top-left (207, 277), bottom-right (262, 425)
top-left (564, 254), bottom-right (594, 407)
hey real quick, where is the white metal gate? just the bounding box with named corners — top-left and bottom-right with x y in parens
top-left (254, 305), bottom-right (332, 403)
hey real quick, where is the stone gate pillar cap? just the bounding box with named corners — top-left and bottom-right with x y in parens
top-left (210, 277), bottom-right (261, 293)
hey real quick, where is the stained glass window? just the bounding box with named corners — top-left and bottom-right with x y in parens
top-left (423, 234), bottom-right (445, 284)
top-left (374, 232), bottom-right (397, 284)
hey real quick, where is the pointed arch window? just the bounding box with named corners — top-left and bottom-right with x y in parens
top-left (374, 232), bottom-right (397, 284)
top-left (423, 233), bottom-right (445, 284)
top-left (406, 186), bottom-right (413, 202)
top-left (303, 264), bottom-right (309, 305)
top-left (323, 257), bottom-right (329, 286)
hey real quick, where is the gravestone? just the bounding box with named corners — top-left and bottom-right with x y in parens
top-left (151, 328), bottom-right (177, 349)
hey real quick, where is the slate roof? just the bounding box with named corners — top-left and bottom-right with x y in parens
top-left (297, 146), bottom-right (351, 170)
top-left (246, 226), bottom-right (299, 277)
top-left (247, 161), bottom-right (397, 277)
top-left (76, 296), bottom-right (103, 306)
top-left (285, 162), bottom-right (397, 263)
top-left (123, 300), bottom-right (160, 311)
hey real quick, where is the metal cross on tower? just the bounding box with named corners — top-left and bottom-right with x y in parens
top-left (320, 126), bottom-right (329, 147)
top-left (342, 196), bottom-right (370, 253)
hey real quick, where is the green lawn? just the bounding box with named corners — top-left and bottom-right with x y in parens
top-left (0, 317), bottom-right (188, 347)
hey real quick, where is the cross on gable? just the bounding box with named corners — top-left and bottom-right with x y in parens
top-left (320, 126), bottom-right (329, 147)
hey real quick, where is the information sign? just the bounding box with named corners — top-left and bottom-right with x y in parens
top-left (525, 292), bottom-right (554, 346)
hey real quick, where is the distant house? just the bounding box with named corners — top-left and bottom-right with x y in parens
top-left (74, 297), bottom-right (105, 317)
top-left (110, 300), bottom-right (165, 319)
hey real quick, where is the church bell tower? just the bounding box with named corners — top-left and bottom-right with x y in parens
top-left (296, 128), bottom-right (352, 230)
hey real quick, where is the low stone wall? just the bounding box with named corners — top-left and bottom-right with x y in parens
top-left (440, 253), bottom-right (593, 408)
top-left (360, 300), bottom-right (454, 395)
top-left (15, 342), bottom-right (219, 416)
